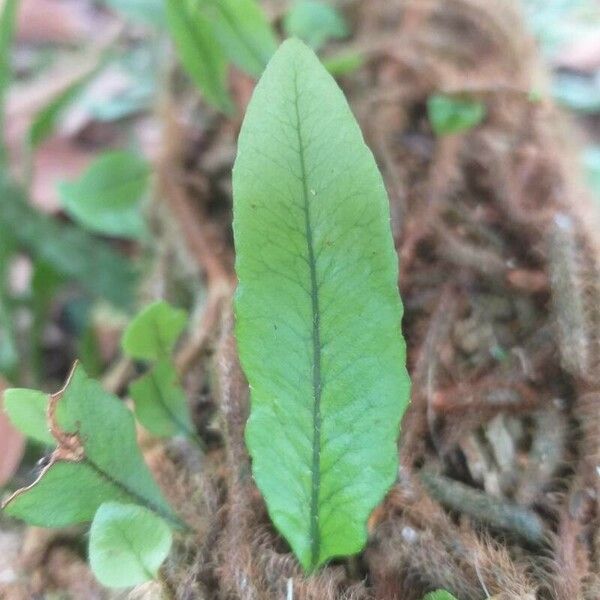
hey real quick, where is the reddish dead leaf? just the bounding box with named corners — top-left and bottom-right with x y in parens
top-left (30, 137), bottom-right (94, 214)
top-left (0, 380), bottom-right (25, 487)
top-left (16, 0), bottom-right (97, 45)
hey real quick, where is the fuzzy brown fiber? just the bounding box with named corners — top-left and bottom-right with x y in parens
top-left (155, 1), bottom-right (600, 598)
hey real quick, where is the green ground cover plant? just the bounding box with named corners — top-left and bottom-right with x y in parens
top-left (2, 38), bottom-right (411, 590)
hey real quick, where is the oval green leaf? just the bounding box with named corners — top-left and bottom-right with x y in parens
top-left (233, 39), bottom-right (410, 571)
top-left (58, 150), bottom-right (149, 240)
top-left (121, 300), bottom-right (187, 361)
top-left (89, 502), bottom-right (172, 588)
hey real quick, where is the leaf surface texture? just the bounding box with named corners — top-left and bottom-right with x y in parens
top-left (233, 39), bottom-right (410, 570)
top-left (89, 502), bottom-right (172, 587)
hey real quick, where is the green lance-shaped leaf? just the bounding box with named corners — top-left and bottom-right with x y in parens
top-left (201, 0), bottom-right (278, 77)
top-left (121, 300), bottom-right (187, 361)
top-left (3, 388), bottom-right (54, 445)
top-left (59, 150), bottom-right (150, 240)
top-left (28, 65), bottom-right (100, 150)
top-left (89, 502), bottom-right (173, 588)
top-left (233, 39), bottom-right (410, 571)
top-left (165, 0), bottom-right (233, 113)
top-left (422, 591), bottom-right (460, 600)
top-left (2, 363), bottom-right (183, 529)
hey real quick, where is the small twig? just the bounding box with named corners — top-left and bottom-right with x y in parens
top-left (100, 355), bottom-right (134, 396)
top-left (420, 470), bottom-right (545, 545)
top-left (413, 287), bottom-right (457, 453)
top-left (175, 279), bottom-right (233, 376)
top-left (159, 168), bottom-right (233, 289)
top-left (433, 222), bottom-right (508, 279)
top-left (431, 379), bottom-right (541, 417)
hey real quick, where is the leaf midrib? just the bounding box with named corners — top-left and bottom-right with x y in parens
top-left (292, 72), bottom-right (322, 570)
top-left (146, 366), bottom-right (206, 451)
top-left (113, 519), bottom-right (155, 581)
top-left (82, 457), bottom-right (187, 530)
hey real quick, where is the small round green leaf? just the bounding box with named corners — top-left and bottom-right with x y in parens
top-left (59, 151), bottom-right (149, 240)
top-left (89, 502), bottom-right (172, 588)
top-left (427, 94), bottom-right (486, 136)
top-left (121, 300), bottom-right (187, 361)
